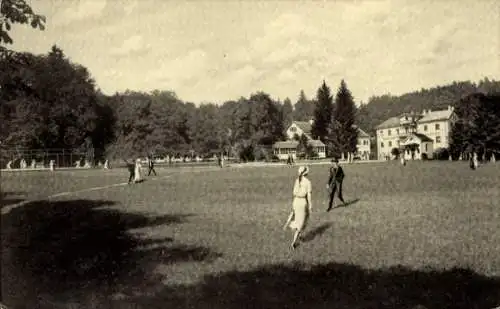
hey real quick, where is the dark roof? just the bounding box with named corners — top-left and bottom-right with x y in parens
top-left (273, 141), bottom-right (299, 148)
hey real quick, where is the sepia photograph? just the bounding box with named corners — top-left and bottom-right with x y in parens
top-left (1, 0), bottom-right (500, 308)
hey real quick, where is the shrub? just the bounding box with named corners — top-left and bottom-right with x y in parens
top-left (433, 147), bottom-right (450, 160)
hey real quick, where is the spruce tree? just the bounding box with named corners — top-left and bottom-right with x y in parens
top-left (311, 80), bottom-right (333, 142)
top-left (329, 80), bottom-right (358, 159)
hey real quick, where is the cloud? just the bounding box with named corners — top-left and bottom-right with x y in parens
top-left (53, 0), bottom-right (108, 26)
top-left (123, 0), bottom-right (139, 14)
top-left (151, 49), bottom-right (209, 87)
top-left (109, 35), bottom-right (152, 57)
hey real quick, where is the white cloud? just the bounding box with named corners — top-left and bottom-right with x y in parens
top-left (53, 0), bottom-right (108, 26)
top-left (123, 0), bottom-right (139, 14)
top-left (151, 49), bottom-right (209, 87)
top-left (109, 35), bottom-right (151, 57)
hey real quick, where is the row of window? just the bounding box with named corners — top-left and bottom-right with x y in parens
top-left (380, 123), bottom-right (441, 136)
top-left (380, 136), bottom-right (442, 148)
top-left (358, 140), bottom-right (369, 145)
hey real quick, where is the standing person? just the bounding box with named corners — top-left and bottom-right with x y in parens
top-left (283, 166), bottom-right (313, 250)
top-left (134, 158), bottom-right (143, 183)
top-left (400, 154), bottom-right (406, 166)
top-left (326, 158), bottom-right (346, 211)
top-left (147, 155), bottom-right (157, 176)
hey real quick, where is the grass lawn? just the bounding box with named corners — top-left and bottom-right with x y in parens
top-left (2, 161), bottom-right (500, 309)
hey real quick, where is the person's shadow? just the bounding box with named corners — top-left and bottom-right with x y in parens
top-left (302, 223), bottom-right (332, 242)
top-left (339, 198), bottom-right (360, 208)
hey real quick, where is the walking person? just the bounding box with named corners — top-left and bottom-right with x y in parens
top-left (147, 155), bottom-right (157, 176)
top-left (326, 158), bottom-right (346, 211)
top-left (283, 166), bottom-right (313, 250)
top-left (123, 159), bottom-right (135, 184)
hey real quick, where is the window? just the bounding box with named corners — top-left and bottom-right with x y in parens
top-left (388, 129), bottom-right (392, 136)
top-left (388, 141), bottom-right (392, 147)
top-left (363, 140), bottom-right (368, 145)
top-left (424, 125), bottom-right (428, 131)
top-left (435, 123), bottom-right (440, 130)
top-left (436, 136), bottom-right (441, 143)
top-left (381, 142), bottom-right (384, 148)
top-left (290, 127), bottom-right (297, 132)
top-left (425, 144), bottom-right (428, 151)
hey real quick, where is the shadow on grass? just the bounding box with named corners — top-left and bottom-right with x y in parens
top-left (341, 198), bottom-right (360, 208)
top-left (302, 223), bottom-right (332, 242)
top-left (0, 191), bottom-right (25, 208)
top-left (123, 262), bottom-right (500, 309)
top-left (1, 199), bottom-right (221, 308)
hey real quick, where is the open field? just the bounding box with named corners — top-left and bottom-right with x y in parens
top-left (2, 161), bottom-right (500, 308)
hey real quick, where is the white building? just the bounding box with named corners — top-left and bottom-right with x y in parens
top-left (274, 120), bottom-right (371, 160)
top-left (375, 105), bottom-right (457, 160)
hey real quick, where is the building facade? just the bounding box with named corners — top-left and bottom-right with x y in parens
top-left (274, 120), bottom-right (371, 160)
top-left (375, 105), bottom-right (457, 160)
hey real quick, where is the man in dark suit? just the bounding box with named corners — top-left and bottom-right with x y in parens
top-left (147, 155), bottom-right (157, 176)
top-left (326, 158), bottom-right (346, 211)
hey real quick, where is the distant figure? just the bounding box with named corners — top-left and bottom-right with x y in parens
top-left (30, 159), bottom-right (36, 169)
top-left (20, 159), bottom-right (27, 169)
top-left (283, 166), bottom-right (312, 250)
top-left (83, 159), bottom-right (91, 168)
top-left (134, 158), bottom-right (143, 183)
top-left (473, 152), bottom-right (479, 169)
top-left (6, 160), bottom-right (12, 170)
top-left (491, 153), bottom-right (496, 163)
top-left (104, 159), bottom-right (110, 169)
top-left (74, 159), bottom-right (81, 168)
top-left (449, 155), bottom-right (452, 161)
top-left (219, 154), bottom-right (225, 168)
top-left (469, 154), bottom-right (476, 170)
top-left (49, 160), bottom-right (55, 171)
top-left (327, 158), bottom-right (346, 211)
top-left (400, 155), bottom-right (406, 166)
top-left (147, 155), bottom-right (157, 176)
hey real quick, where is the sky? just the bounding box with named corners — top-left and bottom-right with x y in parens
top-left (7, 0), bottom-right (500, 105)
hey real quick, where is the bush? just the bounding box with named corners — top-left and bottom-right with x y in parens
top-left (433, 147), bottom-right (450, 160)
top-left (391, 147), bottom-right (400, 159)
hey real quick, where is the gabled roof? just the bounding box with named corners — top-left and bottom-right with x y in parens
top-left (376, 117), bottom-right (401, 130)
top-left (413, 133), bottom-right (433, 142)
top-left (376, 107), bottom-right (455, 129)
top-left (292, 121), bottom-right (312, 134)
top-left (357, 127), bottom-right (370, 138)
top-left (308, 139), bottom-right (325, 147)
top-left (418, 109), bottom-right (454, 123)
top-left (401, 133), bottom-right (433, 145)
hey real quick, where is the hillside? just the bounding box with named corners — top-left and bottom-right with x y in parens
top-left (356, 78), bottom-right (500, 134)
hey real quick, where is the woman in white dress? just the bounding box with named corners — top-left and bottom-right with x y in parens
top-left (283, 166), bottom-right (313, 249)
top-left (134, 158), bottom-right (143, 183)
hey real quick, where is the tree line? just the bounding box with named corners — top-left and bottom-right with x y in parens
top-left (0, 45), bottom-right (361, 162)
top-left (1, 0), bottom-right (499, 164)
